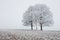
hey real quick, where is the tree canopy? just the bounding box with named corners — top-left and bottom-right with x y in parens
top-left (22, 4), bottom-right (54, 30)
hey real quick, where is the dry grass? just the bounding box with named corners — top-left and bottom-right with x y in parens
top-left (0, 30), bottom-right (60, 40)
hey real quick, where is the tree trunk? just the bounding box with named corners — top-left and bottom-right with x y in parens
top-left (31, 21), bottom-right (33, 30)
top-left (40, 24), bottom-right (42, 31)
top-left (36, 23), bottom-right (38, 30)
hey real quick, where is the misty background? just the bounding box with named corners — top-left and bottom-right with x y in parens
top-left (0, 0), bottom-right (60, 30)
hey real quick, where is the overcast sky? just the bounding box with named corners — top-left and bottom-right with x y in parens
top-left (0, 0), bottom-right (60, 30)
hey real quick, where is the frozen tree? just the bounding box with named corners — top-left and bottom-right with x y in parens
top-left (32, 4), bottom-right (54, 31)
top-left (22, 6), bottom-right (34, 30)
top-left (22, 4), bottom-right (54, 30)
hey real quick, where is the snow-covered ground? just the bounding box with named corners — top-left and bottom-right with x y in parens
top-left (0, 29), bottom-right (60, 40)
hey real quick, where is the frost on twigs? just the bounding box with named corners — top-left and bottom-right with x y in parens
top-left (22, 4), bottom-right (54, 30)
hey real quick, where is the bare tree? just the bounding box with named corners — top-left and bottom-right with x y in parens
top-left (22, 6), bottom-right (34, 30)
top-left (33, 4), bottom-right (54, 31)
top-left (22, 4), bottom-right (54, 30)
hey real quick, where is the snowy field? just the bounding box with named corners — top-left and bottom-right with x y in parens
top-left (0, 29), bottom-right (60, 40)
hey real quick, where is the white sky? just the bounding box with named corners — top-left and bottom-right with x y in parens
top-left (0, 0), bottom-right (60, 30)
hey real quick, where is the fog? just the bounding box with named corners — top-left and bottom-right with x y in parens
top-left (0, 0), bottom-right (60, 30)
